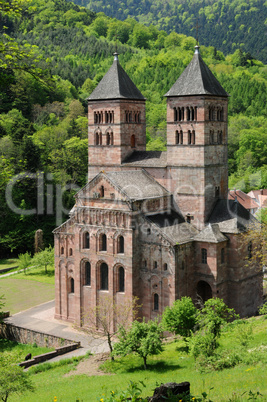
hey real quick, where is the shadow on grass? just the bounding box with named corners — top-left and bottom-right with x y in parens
top-left (0, 339), bottom-right (19, 352)
top-left (0, 259), bottom-right (18, 266)
top-left (20, 269), bottom-right (55, 278)
top-left (102, 358), bottom-right (181, 374)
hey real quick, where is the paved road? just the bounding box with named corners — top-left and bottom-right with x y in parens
top-left (3, 300), bottom-right (110, 359)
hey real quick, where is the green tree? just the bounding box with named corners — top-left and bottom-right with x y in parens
top-left (0, 353), bottom-right (34, 402)
top-left (81, 295), bottom-right (140, 360)
top-left (113, 318), bottom-right (163, 369)
top-left (162, 296), bottom-right (197, 339)
top-left (196, 298), bottom-right (238, 350)
top-left (32, 245), bottom-right (54, 274)
top-left (18, 251), bottom-right (31, 274)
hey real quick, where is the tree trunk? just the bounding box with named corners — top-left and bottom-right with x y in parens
top-left (143, 355), bottom-right (147, 370)
top-left (107, 333), bottom-right (114, 361)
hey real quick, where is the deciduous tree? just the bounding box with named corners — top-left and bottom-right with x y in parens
top-left (113, 318), bottom-right (163, 369)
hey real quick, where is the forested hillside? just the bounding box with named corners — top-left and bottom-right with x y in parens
top-left (0, 0), bottom-right (266, 256)
top-left (78, 0), bottom-right (267, 64)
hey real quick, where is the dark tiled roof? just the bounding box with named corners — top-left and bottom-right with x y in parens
top-left (88, 54), bottom-right (145, 101)
top-left (165, 46), bottom-right (229, 98)
top-left (122, 151), bottom-right (167, 167)
top-left (146, 211), bottom-right (198, 245)
top-left (106, 170), bottom-right (169, 200)
top-left (208, 199), bottom-right (256, 233)
top-left (194, 223), bottom-right (228, 243)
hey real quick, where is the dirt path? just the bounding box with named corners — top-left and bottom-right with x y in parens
top-left (65, 352), bottom-right (112, 377)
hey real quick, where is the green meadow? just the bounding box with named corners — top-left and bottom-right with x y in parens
top-left (5, 315), bottom-right (267, 402)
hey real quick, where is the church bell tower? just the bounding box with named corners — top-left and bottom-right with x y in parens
top-left (165, 45), bottom-right (229, 229)
top-left (87, 53), bottom-right (146, 180)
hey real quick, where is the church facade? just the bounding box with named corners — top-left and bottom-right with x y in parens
top-left (54, 47), bottom-right (262, 325)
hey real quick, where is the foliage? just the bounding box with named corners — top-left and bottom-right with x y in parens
top-left (113, 318), bottom-right (163, 369)
top-left (17, 251), bottom-right (31, 273)
top-left (0, 0), bottom-right (266, 256)
top-left (258, 302), bottom-right (267, 315)
top-left (84, 0), bottom-right (267, 63)
top-left (162, 296), bottom-right (197, 339)
top-left (240, 221), bottom-right (267, 270)
top-left (80, 295), bottom-right (140, 360)
top-left (190, 298), bottom-right (239, 359)
top-left (31, 245), bottom-right (54, 273)
top-left (0, 294), bottom-right (5, 322)
top-left (0, 352), bottom-right (34, 402)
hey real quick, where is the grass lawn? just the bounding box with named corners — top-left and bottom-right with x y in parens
top-left (0, 258), bottom-right (19, 270)
top-left (0, 277), bottom-right (55, 314)
top-left (0, 338), bottom-right (54, 360)
top-left (7, 316), bottom-right (267, 402)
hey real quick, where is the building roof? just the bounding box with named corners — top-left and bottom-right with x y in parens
top-left (87, 53), bottom-right (145, 101)
top-left (247, 189), bottom-right (267, 207)
top-left (228, 190), bottom-right (258, 211)
top-left (106, 170), bottom-right (169, 200)
top-left (146, 210), bottom-right (199, 245)
top-left (122, 151), bottom-right (167, 167)
top-left (165, 46), bottom-right (229, 98)
top-left (194, 223), bottom-right (228, 243)
top-left (208, 199), bottom-right (256, 233)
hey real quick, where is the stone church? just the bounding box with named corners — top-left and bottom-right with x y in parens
top-left (54, 46), bottom-right (262, 325)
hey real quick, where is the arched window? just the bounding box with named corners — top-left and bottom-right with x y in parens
top-left (100, 233), bottom-right (107, 251)
top-left (106, 132), bottom-right (111, 145)
top-left (188, 130), bottom-right (192, 145)
top-left (154, 261), bottom-right (157, 269)
top-left (175, 130), bottom-right (179, 144)
top-left (95, 131), bottom-right (102, 145)
top-left (163, 263), bottom-right (168, 271)
top-left (70, 278), bottom-right (74, 293)
top-left (194, 106), bottom-right (197, 121)
top-left (131, 135), bottom-right (136, 148)
top-left (144, 260), bottom-right (147, 268)
top-left (83, 232), bottom-right (90, 249)
top-left (191, 107), bottom-right (194, 121)
top-left (84, 261), bottom-right (91, 286)
top-left (210, 130), bottom-right (214, 144)
top-left (100, 185), bottom-right (104, 198)
top-left (173, 107), bottom-right (177, 121)
top-left (201, 248), bottom-right (207, 264)
top-left (186, 107), bottom-right (190, 121)
top-left (192, 130), bottom-right (195, 144)
top-left (154, 294), bottom-right (159, 311)
top-left (118, 236), bottom-right (124, 253)
top-left (119, 266), bottom-right (125, 292)
top-left (61, 247), bottom-right (64, 255)
top-left (218, 130), bottom-right (223, 144)
top-left (69, 248), bottom-right (73, 256)
top-left (100, 263), bottom-right (108, 290)
top-left (221, 248), bottom-right (225, 264)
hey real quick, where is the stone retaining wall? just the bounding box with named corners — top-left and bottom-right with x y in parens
top-left (0, 322), bottom-right (80, 349)
top-left (19, 344), bottom-right (80, 368)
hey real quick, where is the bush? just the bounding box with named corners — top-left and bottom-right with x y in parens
top-left (259, 302), bottom-right (267, 315)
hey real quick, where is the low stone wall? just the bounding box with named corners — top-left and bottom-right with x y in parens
top-left (19, 344), bottom-right (80, 368)
top-left (0, 322), bottom-right (80, 349)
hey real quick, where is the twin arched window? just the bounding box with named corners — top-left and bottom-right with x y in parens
top-left (95, 131), bottom-right (102, 145)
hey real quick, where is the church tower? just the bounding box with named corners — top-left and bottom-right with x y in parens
top-left (87, 53), bottom-right (146, 180)
top-left (165, 45), bottom-right (229, 229)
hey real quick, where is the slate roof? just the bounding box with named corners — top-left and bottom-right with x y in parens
top-left (106, 170), bottom-right (169, 200)
top-left (194, 223), bottom-right (228, 243)
top-left (122, 151), bottom-right (167, 167)
top-left (165, 46), bottom-right (229, 98)
top-left (146, 211), bottom-right (198, 245)
top-left (88, 53), bottom-right (145, 101)
top-left (208, 199), bottom-right (257, 233)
